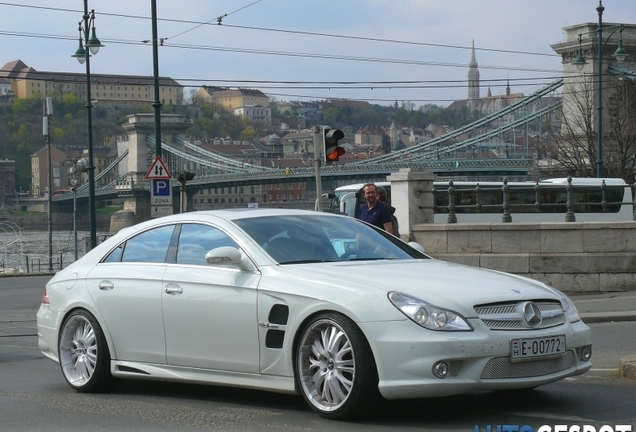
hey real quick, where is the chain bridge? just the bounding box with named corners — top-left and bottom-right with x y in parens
top-left (54, 79), bottom-right (564, 216)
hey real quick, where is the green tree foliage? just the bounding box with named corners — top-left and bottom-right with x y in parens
top-left (0, 94), bottom-right (153, 192)
top-left (323, 107), bottom-right (339, 125)
top-left (185, 102), bottom-right (248, 141)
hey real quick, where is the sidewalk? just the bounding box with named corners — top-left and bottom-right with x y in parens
top-left (570, 291), bottom-right (636, 380)
top-left (570, 291), bottom-right (636, 323)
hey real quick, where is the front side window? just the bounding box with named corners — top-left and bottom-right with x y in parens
top-left (176, 224), bottom-right (238, 266)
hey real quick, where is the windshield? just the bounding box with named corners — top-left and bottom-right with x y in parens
top-left (329, 190), bottom-right (358, 216)
top-left (234, 214), bottom-right (427, 264)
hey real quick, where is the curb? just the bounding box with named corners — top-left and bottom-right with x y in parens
top-left (580, 311), bottom-right (636, 323)
top-left (619, 355), bottom-right (636, 380)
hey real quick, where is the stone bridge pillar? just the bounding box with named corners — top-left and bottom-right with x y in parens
top-left (387, 168), bottom-right (436, 241)
top-left (112, 114), bottom-right (190, 231)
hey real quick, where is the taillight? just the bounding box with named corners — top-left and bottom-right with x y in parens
top-left (41, 287), bottom-right (49, 304)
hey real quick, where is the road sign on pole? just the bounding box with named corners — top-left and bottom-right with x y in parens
top-left (151, 179), bottom-right (172, 205)
top-left (145, 156), bottom-right (171, 179)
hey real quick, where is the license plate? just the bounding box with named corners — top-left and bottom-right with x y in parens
top-left (510, 335), bottom-right (566, 362)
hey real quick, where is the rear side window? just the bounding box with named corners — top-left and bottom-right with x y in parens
top-left (103, 225), bottom-right (175, 263)
top-left (176, 224), bottom-right (238, 266)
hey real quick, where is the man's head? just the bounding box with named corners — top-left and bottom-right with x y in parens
top-left (376, 186), bottom-right (388, 202)
top-left (362, 183), bottom-right (378, 205)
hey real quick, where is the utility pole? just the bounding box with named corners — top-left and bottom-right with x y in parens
top-left (313, 125), bottom-right (323, 211)
top-left (43, 97), bottom-right (54, 272)
top-left (151, 0), bottom-right (162, 158)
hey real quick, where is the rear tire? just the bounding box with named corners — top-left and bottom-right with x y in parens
top-left (58, 310), bottom-right (118, 393)
top-left (295, 312), bottom-right (380, 420)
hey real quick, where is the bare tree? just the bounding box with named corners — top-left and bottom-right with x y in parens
top-left (604, 79), bottom-right (636, 182)
top-left (550, 75), bottom-right (597, 177)
top-left (544, 74), bottom-right (636, 181)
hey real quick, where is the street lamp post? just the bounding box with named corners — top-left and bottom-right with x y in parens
top-left (572, 1), bottom-right (628, 178)
top-left (69, 158), bottom-right (87, 261)
top-left (71, 1), bottom-right (104, 250)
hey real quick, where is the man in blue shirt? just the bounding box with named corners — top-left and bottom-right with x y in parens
top-left (357, 183), bottom-right (394, 234)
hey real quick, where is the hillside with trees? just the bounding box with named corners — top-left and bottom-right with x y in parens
top-left (0, 94), bottom-right (466, 193)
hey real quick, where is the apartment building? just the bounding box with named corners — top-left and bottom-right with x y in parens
top-left (196, 86), bottom-right (269, 110)
top-left (1, 60), bottom-right (183, 105)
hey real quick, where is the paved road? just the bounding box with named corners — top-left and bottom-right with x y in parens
top-left (2, 275), bottom-right (636, 431)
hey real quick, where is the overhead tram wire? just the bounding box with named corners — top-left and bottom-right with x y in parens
top-left (0, 29), bottom-right (561, 76)
top-left (0, 60), bottom-right (562, 90)
top-left (164, 0), bottom-right (264, 41)
top-left (0, 1), bottom-right (559, 60)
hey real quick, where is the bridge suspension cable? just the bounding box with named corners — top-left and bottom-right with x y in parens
top-left (353, 78), bottom-right (564, 165)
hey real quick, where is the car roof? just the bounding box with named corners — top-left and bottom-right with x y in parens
top-left (151, 208), bottom-right (341, 223)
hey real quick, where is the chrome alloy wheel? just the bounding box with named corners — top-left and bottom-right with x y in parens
top-left (297, 318), bottom-right (356, 412)
top-left (59, 314), bottom-right (98, 387)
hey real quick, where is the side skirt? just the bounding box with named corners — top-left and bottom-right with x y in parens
top-left (110, 361), bottom-right (297, 394)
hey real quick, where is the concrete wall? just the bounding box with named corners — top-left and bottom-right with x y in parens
top-left (412, 220), bottom-right (636, 294)
top-left (391, 168), bottom-right (636, 294)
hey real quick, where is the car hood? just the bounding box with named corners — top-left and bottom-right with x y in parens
top-left (282, 259), bottom-right (560, 317)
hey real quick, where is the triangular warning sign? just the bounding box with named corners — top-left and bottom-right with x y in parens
top-left (145, 156), bottom-right (172, 179)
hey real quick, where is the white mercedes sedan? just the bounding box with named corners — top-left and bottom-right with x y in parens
top-left (37, 209), bottom-right (592, 420)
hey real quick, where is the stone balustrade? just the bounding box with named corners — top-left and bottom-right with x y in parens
top-left (389, 168), bottom-right (636, 293)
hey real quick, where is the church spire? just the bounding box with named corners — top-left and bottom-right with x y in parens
top-left (470, 39), bottom-right (478, 68)
top-left (467, 39), bottom-right (480, 107)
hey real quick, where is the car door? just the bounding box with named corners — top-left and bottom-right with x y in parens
top-left (161, 223), bottom-right (261, 373)
top-left (85, 224), bottom-right (174, 364)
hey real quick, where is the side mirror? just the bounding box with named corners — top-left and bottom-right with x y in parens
top-left (408, 242), bottom-right (426, 254)
top-left (205, 246), bottom-right (255, 271)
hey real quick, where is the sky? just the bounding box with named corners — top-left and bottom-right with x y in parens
top-left (1, 0), bottom-right (636, 108)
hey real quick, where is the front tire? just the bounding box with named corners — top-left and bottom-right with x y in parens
top-left (58, 310), bottom-right (117, 392)
top-left (295, 312), bottom-right (380, 420)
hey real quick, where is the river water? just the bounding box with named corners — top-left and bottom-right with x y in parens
top-left (0, 229), bottom-right (92, 273)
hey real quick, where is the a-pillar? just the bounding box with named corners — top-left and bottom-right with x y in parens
top-left (387, 168), bottom-right (436, 241)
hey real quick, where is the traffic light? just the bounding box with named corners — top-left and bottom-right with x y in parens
top-left (323, 127), bottom-right (345, 164)
top-left (177, 171), bottom-right (195, 184)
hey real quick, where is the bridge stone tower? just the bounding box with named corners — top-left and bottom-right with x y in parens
top-left (113, 113), bottom-right (190, 229)
top-left (551, 23), bottom-right (636, 137)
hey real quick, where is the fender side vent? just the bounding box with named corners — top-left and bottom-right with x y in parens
top-left (265, 329), bottom-right (285, 349)
top-left (269, 304), bottom-right (289, 325)
top-left (116, 365), bottom-right (150, 375)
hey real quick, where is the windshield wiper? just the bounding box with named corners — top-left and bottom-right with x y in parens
top-left (346, 257), bottom-right (391, 261)
top-left (279, 259), bottom-right (334, 265)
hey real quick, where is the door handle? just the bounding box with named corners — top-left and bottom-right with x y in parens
top-left (98, 281), bottom-right (114, 291)
top-left (164, 285), bottom-right (183, 295)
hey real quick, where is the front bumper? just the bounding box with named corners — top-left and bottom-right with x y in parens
top-left (359, 318), bottom-right (592, 400)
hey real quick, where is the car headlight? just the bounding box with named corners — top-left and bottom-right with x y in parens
top-left (553, 289), bottom-right (581, 323)
top-left (388, 292), bottom-right (472, 331)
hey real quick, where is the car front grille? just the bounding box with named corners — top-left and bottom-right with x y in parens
top-left (474, 301), bottom-right (565, 330)
top-left (480, 351), bottom-right (575, 379)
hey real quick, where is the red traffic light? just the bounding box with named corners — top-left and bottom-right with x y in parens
top-left (326, 146), bottom-right (345, 162)
top-left (323, 127), bottom-right (345, 164)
